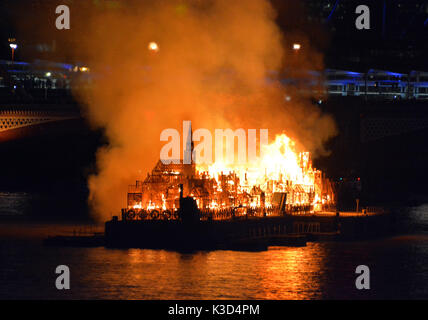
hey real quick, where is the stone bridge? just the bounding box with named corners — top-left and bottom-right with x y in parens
top-left (0, 109), bottom-right (80, 133)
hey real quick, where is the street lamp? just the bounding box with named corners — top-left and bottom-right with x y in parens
top-left (9, 43), bottom-right (18, 63)
top-left (148, 41), bottom-right (159, 53)
top-left (293, 43), bottom-right (301, 51)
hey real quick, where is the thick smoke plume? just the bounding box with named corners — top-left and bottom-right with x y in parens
top-left (71, 0), bottom-right (336, 221)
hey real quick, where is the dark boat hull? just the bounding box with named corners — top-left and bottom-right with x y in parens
top-left (105, 213), bottom-right (394, 251)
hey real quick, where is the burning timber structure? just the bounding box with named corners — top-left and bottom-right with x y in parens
top-left (124, 131), bottom-right (336, 218)
top-left (105, 133), bottom-right (393, 250)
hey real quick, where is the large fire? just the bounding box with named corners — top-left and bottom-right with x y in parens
top-left (124, 132), bottom-right (335, 220)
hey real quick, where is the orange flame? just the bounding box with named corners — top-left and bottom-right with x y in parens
top-left (127, 133), bottom-right (334, 214)
top-left (196, 133), bottom-right (327, 209)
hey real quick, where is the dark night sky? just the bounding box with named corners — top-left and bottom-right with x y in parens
top-left (0, 0), bottom-right (427, 70)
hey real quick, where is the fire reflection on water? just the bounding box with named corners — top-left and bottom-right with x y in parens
top-left (1, 229), bottom-right (428, 299)
top-left (258, 246), bottom-right (326, 299)
top-left (122, 245), bottom-right (327, 300)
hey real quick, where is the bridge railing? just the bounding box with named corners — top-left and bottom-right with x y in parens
top-left (0, 87), bottom-right (76, 105)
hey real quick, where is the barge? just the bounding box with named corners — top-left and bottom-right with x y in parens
top-left (103, 129), bottom-right (393, 251)
top-left (45, 125), bottom-right (395, 250)
top-left (104, 194), bottom-right (394, 251)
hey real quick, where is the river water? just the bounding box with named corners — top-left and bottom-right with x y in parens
top-left (0, 193), bottom-right (427, 300)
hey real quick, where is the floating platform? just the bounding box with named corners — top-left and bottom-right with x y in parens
top-left (41, 211), bottom-right (394, 250)
top-left (104, 211), bottom-right (395, 251)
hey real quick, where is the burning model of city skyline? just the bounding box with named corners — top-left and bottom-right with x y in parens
top-left (65, 0), bottom-right (337, 221)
